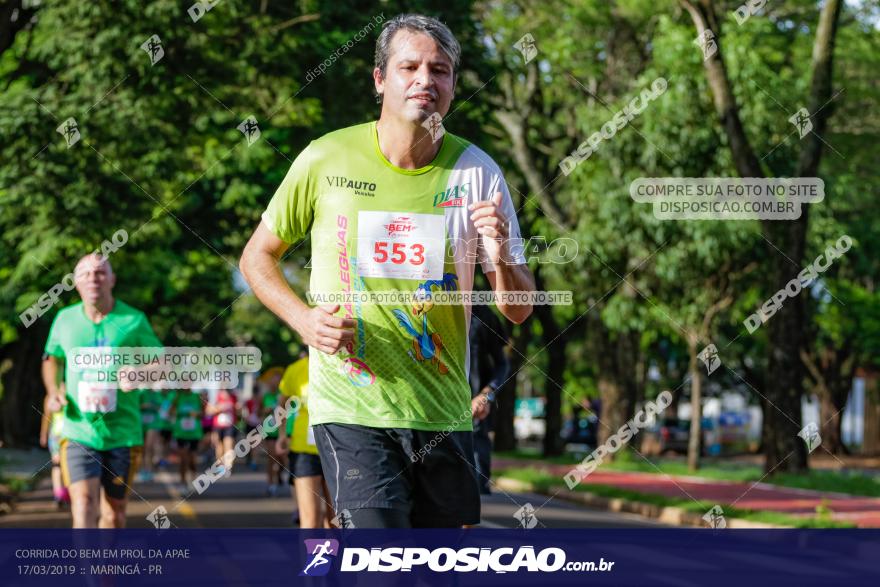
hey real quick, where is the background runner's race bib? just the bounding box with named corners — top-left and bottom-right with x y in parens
top-left (180, 417), bottom-right (197, 431)
top-left (216, 412), bottom-right (234, 427)
top-left (357, 211), bottom-right (445, 280)
top-left (142, 413), bottom-right (155, 424)
top-left (77, 381), bottom-right (117, 414)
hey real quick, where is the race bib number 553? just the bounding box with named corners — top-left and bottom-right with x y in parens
top-left (357, 211), bottom-right (445, 280)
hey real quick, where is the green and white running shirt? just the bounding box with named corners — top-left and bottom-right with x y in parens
top-left (44, 301), bottom-right (162, 450)
top-left (262, 121), bottom-right (525, 432)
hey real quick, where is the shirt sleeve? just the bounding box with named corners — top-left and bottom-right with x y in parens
top-left (261, 143), bottom-right (317, 244)
top-left (278, 366), bottom-right (295, 398)
top-left (43, 312), bottom-right (66, 358)
top-left (478, 172), bottom-right (528, 274)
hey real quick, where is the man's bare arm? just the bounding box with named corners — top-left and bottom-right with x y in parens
top-left (486, 265), bottom-right (535, 324)
top-left (240, 221), bottom-right (355, 354)
top-left (39, 395), bottom-right (51, 447)
top-left (471, 191), bottom-right (536, 324)
top-left (41, 355), bottom-right (67, 412)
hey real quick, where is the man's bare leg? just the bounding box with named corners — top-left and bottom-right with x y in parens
top-left (294, 476), bottom-right (327, 528)
top-left (222, 436), bottom-right (235, 472)
top-left (68, 478), bottom-right (101, 528)
top-left (98, 490), bottom-right (128, 529)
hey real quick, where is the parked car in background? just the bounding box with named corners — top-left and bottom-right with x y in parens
top-left (641, 415), bottom-right (746, 456)
top-left (561, 411), bottom-right (598, 449)
top-left (641, 418), bottom-right (690, 455)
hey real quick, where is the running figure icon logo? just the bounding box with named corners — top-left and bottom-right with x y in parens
top-left (697, 344), bottom-right (721, 375)
top-left (237, 116), bottom-right (261, 146)
top-left (300, 539), bottom-right (339, 576)
top-left (702, 505), bottom-right (727, 529)
top-left (421, 112), bottom-right (445, 143)
top-left (514, 503), bottom-right (539, 529)
top-left (789, 107), bottom-right (813, 139)
top-left (56, 117), bottom-right (80, 148)
top-left (693, 29), bottom-right (717, 61)
top-left (513, 33), bottom-right (538, 64)
top-left (147, 506), bottom-right (171, 529)
top-left (140, 34), bottom-right (164, 66)
top-left (798, 422), bottom-right (822, 454)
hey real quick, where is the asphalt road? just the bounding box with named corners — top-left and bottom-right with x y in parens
top-left (0, 460), bottom-right (667, 529)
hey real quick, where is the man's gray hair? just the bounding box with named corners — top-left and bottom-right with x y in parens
top-left (374, 14), bottom-right (461, 77)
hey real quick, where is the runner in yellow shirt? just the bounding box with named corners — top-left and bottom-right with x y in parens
top-left (276, 356), bottom-right (334, 528)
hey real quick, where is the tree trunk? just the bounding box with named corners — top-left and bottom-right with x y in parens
top-left (493, 373), bottom-right (518, 453)
top-left (818, 390), bottom-right (845, 455)
top-left (534, 271), bottom-right (566, 457)
top-left (494, 321), bottom-right (530, 452)
top-left (739, 356), bottom-right (767, 454)
top-left (687, 339), bottom-right (703, 471)
top-left (819, 370), bottom-right (853, 455)
top-left (764, 0), bottom-right (842, 474)
top-left (682, 0), bottom-right (843, 475)
top-left (0, 1), bottom-right (39, 58)
top-left (802, 346), bottom-right (854, 456)
top-left (764, 294), bottom-right (808, 472)
top-left (0, 322), bottom-right (50, 447)
top-left (595, 324), bottom-right (638, 457)
top-left (541, 341), bottom-right (566, 457)
top-left (864, 375), bottom-right (880, 456)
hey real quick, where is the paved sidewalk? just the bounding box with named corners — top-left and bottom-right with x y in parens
top-left (0, 447), bottom-right (53, 481)
top-left (494, 458), bottom-right (880, 528)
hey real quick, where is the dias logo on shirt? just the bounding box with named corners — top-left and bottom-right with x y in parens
top-left (326, 175), bottom-right (376, 197)
top-left (300, 539), bottom-right (339, 576)
top-left (432, 182), bottom-right (471, 208)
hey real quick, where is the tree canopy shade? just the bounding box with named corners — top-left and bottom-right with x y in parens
top-left (0, 0), bottom-right (483, 443)
top-left (473, 0), bottom-right (877, 471)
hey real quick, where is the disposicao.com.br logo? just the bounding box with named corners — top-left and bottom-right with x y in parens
top-left (300, 541), bottom-right (614, 574)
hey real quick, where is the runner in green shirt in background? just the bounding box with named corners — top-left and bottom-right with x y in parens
top-left (138, 390), bottom-right (163, 482)
top-left (171, 390), bottom-right (203, 491)
top-left (260, 384), bottom-right (283, 495)
top-left (154, 391), bottom-right (175, 469)
top-left (42, 254), bottom-right (163, 528)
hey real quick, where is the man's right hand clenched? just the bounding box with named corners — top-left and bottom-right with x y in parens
top-left (296, 304), bottom-right (356, 355)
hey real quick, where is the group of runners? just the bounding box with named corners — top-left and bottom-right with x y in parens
top-left (38, 13), bottom-right (533, 529)
top-left (40, 267), bottom-right (334, 528)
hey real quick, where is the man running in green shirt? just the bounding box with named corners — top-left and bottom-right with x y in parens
top-left (138, 389), bottom-right (163, 482)
top-left (260, 384), bottom-right (283, 495)
top-left (240, 14), bottom-right (534, 528)
top-left (171, 390), bottom-right (204, 490)
top-left (42, 253), bottom-right (162, 528)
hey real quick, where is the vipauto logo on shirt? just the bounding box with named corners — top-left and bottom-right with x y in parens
top-left (326, 175), bottom-right (376, 197)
